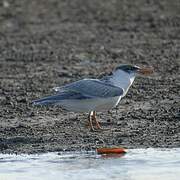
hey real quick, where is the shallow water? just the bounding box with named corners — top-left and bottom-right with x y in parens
top-left (0, 148), bottom-right (180, 180)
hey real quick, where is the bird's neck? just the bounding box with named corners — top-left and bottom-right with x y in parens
top-left (110, 70), bottom-right (135, 96)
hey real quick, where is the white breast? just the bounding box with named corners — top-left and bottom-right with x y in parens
top-left (109, 70), bottom-right (135, 97)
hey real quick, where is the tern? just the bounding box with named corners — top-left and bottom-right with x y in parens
top-left (33, 64), bottom-right (153, 131)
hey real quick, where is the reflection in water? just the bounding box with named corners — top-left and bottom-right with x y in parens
top-left (100, 152), bottom-right (126, 158)
top-left (0, 148), bottom-right (180, 180)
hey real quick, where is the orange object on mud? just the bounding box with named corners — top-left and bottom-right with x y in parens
top-left (97, 147), bottom-right (127, 154)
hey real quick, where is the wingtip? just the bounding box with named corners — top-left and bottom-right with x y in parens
top-left (32, 98), bottom-right (45, 106)
top-left (31, 98), bottom-right (53, 106)
top-left (31, 100), bottom-right (39, 106)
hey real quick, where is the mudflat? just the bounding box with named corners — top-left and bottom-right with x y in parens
top-left (0, 0), bottom-right (179, 153)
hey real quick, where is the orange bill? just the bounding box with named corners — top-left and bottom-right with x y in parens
top-left (137, 67), bottom-right (154, 75)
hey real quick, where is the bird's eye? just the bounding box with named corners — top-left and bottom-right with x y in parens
top-left (129, 66), bottom-right (133, 70)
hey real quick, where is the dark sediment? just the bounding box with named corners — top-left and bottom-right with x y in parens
top-left (0, 0), bottom-right (180, 154)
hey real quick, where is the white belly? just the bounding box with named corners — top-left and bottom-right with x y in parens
top-left (58, 96), bottom-right (122, 112)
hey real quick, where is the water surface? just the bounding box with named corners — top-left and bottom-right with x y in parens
top-left (0, 148), bottom-right (180, 180)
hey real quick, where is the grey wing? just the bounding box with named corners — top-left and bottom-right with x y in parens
top-left (32, 90), bottom-right (93, 105)
top-left (53, 79), bottom-right (123, 98)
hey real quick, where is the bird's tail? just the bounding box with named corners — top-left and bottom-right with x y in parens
top-left (32, 90), bottom-right (76, 106)
top-left (32, 90), bottom-right (84, 106)
top-left (32, 95), bottom-right (61, 106)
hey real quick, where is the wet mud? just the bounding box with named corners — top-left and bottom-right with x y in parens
top-left (0, 0), bottom-right (180, 153)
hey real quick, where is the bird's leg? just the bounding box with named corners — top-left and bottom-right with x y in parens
top-left (88, 111), bottom-right (95, 131)
top-left (92, 111), bottom-right (103, 130)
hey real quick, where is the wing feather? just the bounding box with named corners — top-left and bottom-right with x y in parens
top-left (54, 79), bottom-right (123, 98)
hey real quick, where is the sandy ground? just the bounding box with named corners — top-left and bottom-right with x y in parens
top-left (0, 0), bottom-right (180, 154)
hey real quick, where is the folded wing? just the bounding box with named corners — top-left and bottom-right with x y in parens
top-left (54, 79), bottom-right (123, 98)
top-left (33, 79), bottom-right (124, 105)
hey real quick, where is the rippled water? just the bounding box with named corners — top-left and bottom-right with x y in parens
top-left (0, 148), bottom-right (180, 180)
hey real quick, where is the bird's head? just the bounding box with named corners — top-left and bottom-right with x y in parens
top-left (115, 64), bottom-right (154, 76)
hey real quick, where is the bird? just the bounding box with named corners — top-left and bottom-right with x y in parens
top-left (33, 64), bottom-right (153, 131)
